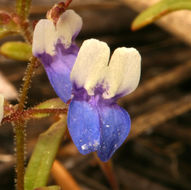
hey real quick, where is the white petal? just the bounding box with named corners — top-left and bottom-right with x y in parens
top-left (103, 47), bottom-right (141, 99)
top-left (32, 19), bottom-right (56, 56)
top-left (32, 10), bottom-right (82, 56)
top-left (0, 94), bottom-right (4, 123)
top-left (0, 72), bottom-right (18, 100)
top-left (71, 39), bottom-right (110, 95)
top-left (56, 10), bottom-right (83, 49)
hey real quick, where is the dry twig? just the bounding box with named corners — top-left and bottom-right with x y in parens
top-left (51, 160), bottom-right (81, 190)
top-left (128, 94), bottom-right (191, 139)
top-left (94, 153), bottom-right (119, 190)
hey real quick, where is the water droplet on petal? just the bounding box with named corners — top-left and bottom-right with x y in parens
top-left (93, 140), bottom-right (99, 148)
top-left (102, 145), bottom-right (106, 149)
top-left (81, 144), bottom-right (88, 150)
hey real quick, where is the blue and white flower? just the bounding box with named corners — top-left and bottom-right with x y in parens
top-left (32, 11), bottom-right (141, 161)
top-left (32, 10), bottom-right (82, 103)
top-left (68, 39), bottom-right (141, 161)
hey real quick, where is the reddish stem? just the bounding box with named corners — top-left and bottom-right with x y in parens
top-left (2, 108), bottom-right (68, 124)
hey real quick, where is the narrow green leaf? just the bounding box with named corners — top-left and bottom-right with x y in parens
top-left (24, 116), bottom-right (67, 190)
top-left (35, 185), bottom-right (61, 190)
top-left (0, 41), bottom-right (32, 61)
top-left (34, 98), bottom-right (68, 118)
top-left (16, 0), bottom-right (32, 18)
top-left (132, 0), bottom-right (191, 30)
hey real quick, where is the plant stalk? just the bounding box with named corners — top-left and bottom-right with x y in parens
top-left (14, 0), bottom-right (34, 189)
top-left (14, 56), bottom-right (36, 190)
top-left (3, 108), bottom-right (68, 123)
top-left (16, 0), bottom-right (32, 19)
top-left (14, 120), bottom-right (25, 190)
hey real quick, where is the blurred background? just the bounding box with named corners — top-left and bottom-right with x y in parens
top-left (0, 0), bottom-right (191, 189)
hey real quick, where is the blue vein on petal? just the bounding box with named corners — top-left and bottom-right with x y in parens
top-left (36, 42), bottom-right (79, 103)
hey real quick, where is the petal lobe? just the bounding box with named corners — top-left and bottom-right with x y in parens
top-left (97, 104), bottom-right (131, 161)
top-left (68, 99), bottom-right (100, 154)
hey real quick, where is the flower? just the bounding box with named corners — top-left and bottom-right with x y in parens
top-left (0, 94), bottom-right (4, 123)
top-left (33, 11), bottom-right (141, 160)
top-left (32, 10), bottom-right (82, 102)
top-left (68, 39), bottom-right (141, 161)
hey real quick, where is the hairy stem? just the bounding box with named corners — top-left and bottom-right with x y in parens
top-left (14, 56), bottom-right (36, 190)
top-left (14, 0), bottom-right (34, 189)
top-left (3, 108), bottom-right (68, 123)
top-left (18, 57), bottom-right (36, 111)
top-left (20, 21), bottom-right (32, 44)
top-left (16, 0), bottom-right (32, 19)
top-left (14, 120), bottom-right (25, 190)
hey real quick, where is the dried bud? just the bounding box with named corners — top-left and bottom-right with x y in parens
top-left (46, 0), bottom-right (72, 24)
top-left (0, 11), bottom-right (11, 25)
top-left (11, 13), bottom-right (21, 25)
top-left (11, 13), bottom-right (29, 30)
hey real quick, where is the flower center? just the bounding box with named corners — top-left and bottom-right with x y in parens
top-left (72, 83), bottom-right (115, 107)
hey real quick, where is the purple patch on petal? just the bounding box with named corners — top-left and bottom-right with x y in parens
top-left (72, 83), bottom-right (116, 105)
top-left (37, 43), bottom-right (79, 103)
top-left (72, 29), bottom-right (81, 42)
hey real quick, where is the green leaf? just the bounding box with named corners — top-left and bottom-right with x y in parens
top-left (16, 0), bottom-right (32, 18)
top-left (34, 98), bottom-right (68, 119)
top-left (132, 0), bottom-right (191, 30)
top-left (24, 116), bottom-right (67, 190)
top-left (35, 185), bottom-right (61, 190)
top-left (0, 41), bottom-right (32, 61)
